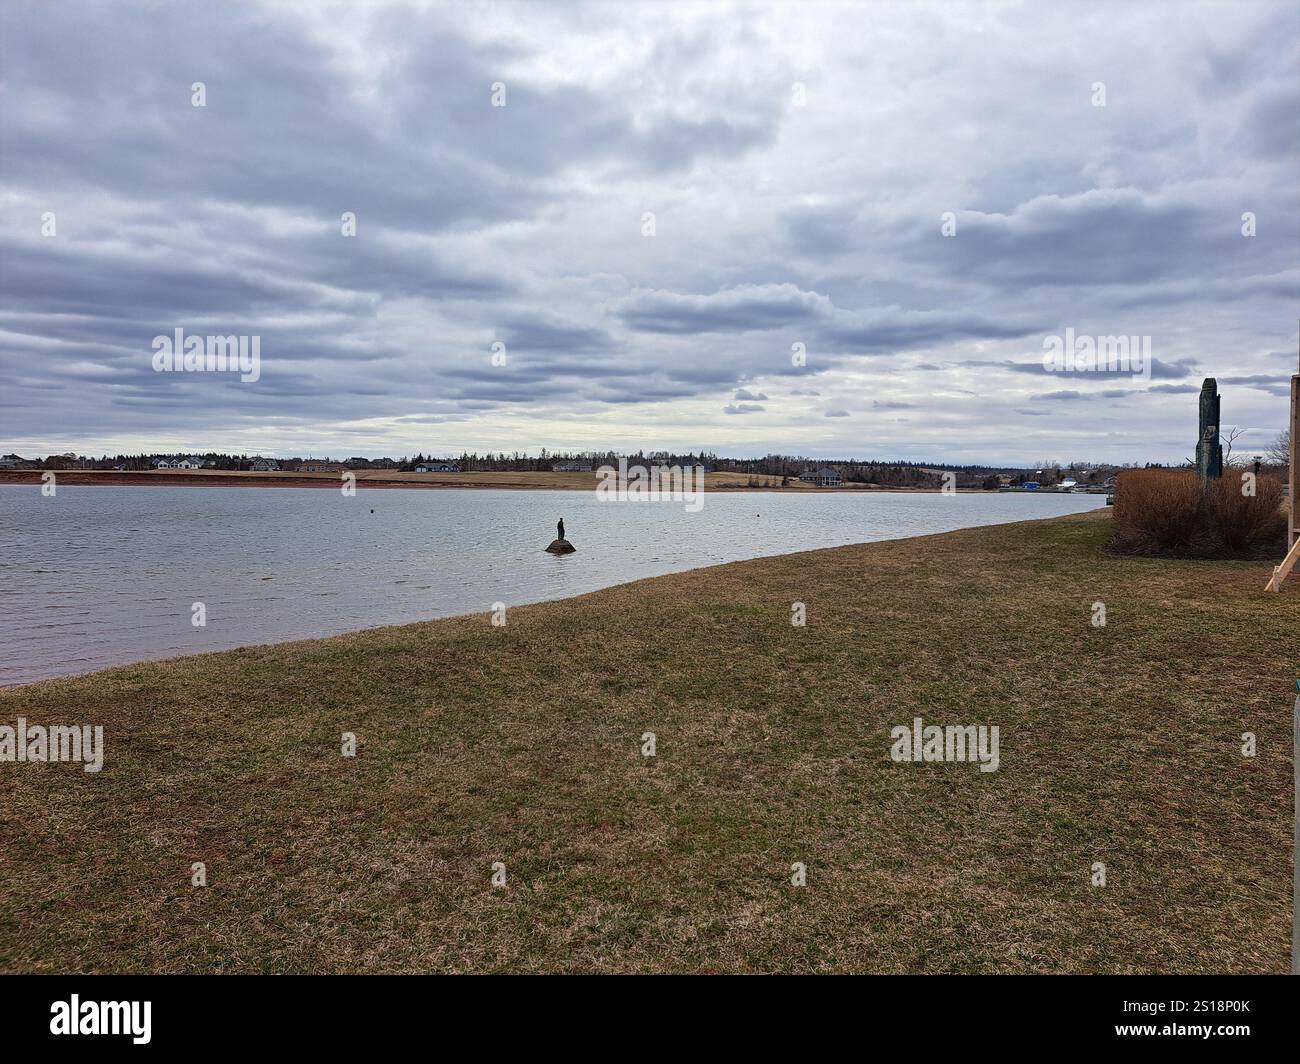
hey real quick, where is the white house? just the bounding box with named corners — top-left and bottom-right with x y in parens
top-left (415, 462), bottom-right (458, 473)
top-left (251, 458), bottom-right (280, 472)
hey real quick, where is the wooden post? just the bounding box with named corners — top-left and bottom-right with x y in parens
top-left (1291, 370), bottom-right (1298, 550)
top-left (1267, 337), bottom-right (1300, 591)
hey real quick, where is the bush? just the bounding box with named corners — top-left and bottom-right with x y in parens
top-left (1112, 468), bottom-right (1288, 557)
top-left (1112, 469), bottom-right (1203, 553)
top-left (1206, 472), bottom-right (1287, 551)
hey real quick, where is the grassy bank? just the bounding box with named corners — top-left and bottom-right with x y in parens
top-left (1, 511), bottom-right (1294, 973)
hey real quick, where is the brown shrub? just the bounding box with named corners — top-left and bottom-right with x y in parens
top-left (1112, 468), bottom-right (1288, 557)
top-left (1112, 469), bottom-right (1203, 554)
top-left (1206, 471), bottom-right (1287, 551)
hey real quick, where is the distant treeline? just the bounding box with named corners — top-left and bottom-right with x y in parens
top-left (8, 449), bottom-right (1153, 485)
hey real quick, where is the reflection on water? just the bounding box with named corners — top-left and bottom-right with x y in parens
top-left (0, 485), bottom-right (1102, 684)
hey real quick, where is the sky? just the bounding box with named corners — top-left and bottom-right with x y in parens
top-left (1, 0), bottom-right (1297, 465)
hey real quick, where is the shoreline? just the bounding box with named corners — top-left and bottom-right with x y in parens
top-left (4, 508), bottom-right (1292, 974)
top-left (1, 506), bottom-right (1109, 690)
top-left (0, 469), bottom-right (1093, 494)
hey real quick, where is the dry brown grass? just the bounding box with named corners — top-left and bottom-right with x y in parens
top-left (1112, 469), bottom-right (1204, 553)
top-left (1, 511), bottom-right (1294, 973)
top-left (1113, 468), bottom-right (1287, 557)
top-left (1206, 473), bottom-right (1288, 551)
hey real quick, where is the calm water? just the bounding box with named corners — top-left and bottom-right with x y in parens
top-left (0, 485), bottom-right (1103, 685)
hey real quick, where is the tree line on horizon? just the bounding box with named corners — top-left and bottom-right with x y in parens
top-left (12, 444), bottom-right (1279, 481)
top-left (8, 447), bottom-right (1278, 481)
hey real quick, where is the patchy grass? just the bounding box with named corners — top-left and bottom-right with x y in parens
top-left (1, 511), bottom-right (1294, 973)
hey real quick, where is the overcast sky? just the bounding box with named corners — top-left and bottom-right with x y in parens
top-left (2, 0), bottom-right (1296, 464)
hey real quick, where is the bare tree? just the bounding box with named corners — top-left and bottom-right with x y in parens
top-left (1220, 425), bottom-right (1247, 466)
top-left (1266, 428), bottom-right (1290, 466)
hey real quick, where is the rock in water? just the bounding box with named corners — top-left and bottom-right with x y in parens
top-left (545, 538), bottom-right (576, 554)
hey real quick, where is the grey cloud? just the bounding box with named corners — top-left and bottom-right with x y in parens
top-left (0, 1), bottom-right (1295, 462)
top-left (618, 284), bottom-right (830, 335)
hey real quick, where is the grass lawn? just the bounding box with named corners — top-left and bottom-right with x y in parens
top-left (1, 510), bottom-right (1295, 973)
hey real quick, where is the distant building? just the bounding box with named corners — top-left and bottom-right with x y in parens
top-left (251, 458), bottom-right (280, 472)
top-left (0, 453), bottom-right (23, 469)
top-left (551, 460), bottom-right (592, 472)
top-left (798, 467), bottom-right (842, 487)
top-left (415, 462), bottom-right (458, 473)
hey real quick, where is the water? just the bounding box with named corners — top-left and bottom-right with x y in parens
top-left (0, 485), bottom-right (1103, 685)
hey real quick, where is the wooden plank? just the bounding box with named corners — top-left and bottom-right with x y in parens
top-left (1290, 373), bottom-right (1298, 548)
top-left (1266, 531), bottom-right (1300, 592)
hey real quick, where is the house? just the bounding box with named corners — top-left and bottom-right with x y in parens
top-left (415, 462), bottom-right (458, 473)
top-left (551, 460), bottom-right (592, 473)
top-left (798, 467), bottom-right (842, 487)
top-left (300, 461), bottom-right (347, 472)
top-left (251, 458), bottom-right (280, 472)
top-left (152, 458), bottom-right (176, 468)
top-left (0, 453), bottom-right (24, 469)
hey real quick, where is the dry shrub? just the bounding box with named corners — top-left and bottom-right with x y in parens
top-left (1112, 468), bottom-right (1288, 557)
top-left (1112, 469), bottom-right (1203, 554)
top-left (1206, 472), bottom-right (1287, 551)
